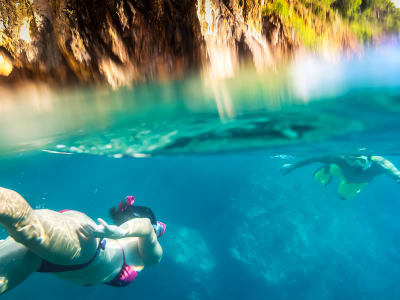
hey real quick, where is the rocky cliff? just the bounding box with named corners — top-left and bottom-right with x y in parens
top-left (0, 0), bottom-right (380, 87)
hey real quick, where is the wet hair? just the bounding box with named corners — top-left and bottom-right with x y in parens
top-left (110, 205), bottom-right (157, 226)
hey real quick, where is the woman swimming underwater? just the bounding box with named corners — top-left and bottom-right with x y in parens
top-left (0, 189), bottom-right (165, 293)
top-left (281, 154), bottom-right (400, 199)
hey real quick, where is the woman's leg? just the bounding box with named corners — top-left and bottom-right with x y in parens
top-left (0, 187), bottom-right (97, 265)
top-left (0, 237), bottom-right (41, 294)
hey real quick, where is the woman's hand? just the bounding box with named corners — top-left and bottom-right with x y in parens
top-left (79, 218), bottom-right (127, 239)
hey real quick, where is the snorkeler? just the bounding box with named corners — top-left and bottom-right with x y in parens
top-left (0, 190), bottom-right (165, 293)
top-left (281, 155), bottom-right (400, 199)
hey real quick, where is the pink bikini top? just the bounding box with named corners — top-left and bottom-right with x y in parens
top-left (105, 240), bottom-right (138, 287)
top-left (105, 221), bottom-right (166, 287)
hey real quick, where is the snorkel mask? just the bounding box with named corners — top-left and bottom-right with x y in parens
top-left (346, 155), bottom-right (371, 170)
top-left (118, 196), bottom-right (166, 238)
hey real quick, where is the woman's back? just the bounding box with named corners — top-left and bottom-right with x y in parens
top-left (52, 238), bottom-right (125, 285)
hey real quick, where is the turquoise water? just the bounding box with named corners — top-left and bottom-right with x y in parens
top-left (1, 46), bottom-right (400, 299)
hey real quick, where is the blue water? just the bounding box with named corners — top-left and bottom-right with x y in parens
top-left (1, 45), bottom-right (400, 299)
top-left (1, 150), bottom-right (400, 300)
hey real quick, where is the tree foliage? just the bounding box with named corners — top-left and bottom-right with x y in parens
top-left (332, 0), bottom-right (400, 30)
top-left (332, 0), bottom-right (363, 17)
top-left (263, 0), bottom-right (400, 45)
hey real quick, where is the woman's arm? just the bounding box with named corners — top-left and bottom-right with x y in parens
top-left (120, 218), bottom-right (163, 265)
top-left (372, 156), bottom-right (400, 183)
top-left (281, 156), bottom-right (333, 175)
top-left (80, 218), bottom-right (162, 265)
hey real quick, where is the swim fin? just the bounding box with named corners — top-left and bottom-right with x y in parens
top-left (338, 181), bottom-right (368, 200)
top-left (313, 166), bottom-right (332, 186)
top-left (328, 164), bottom-right (345, 179)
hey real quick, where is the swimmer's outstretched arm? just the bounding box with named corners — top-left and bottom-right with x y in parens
top-left (0, 187), bottom-right (97, 264)
top-left (373, 156), bottom-right (400, 183)
top-left (81, 218), bottom-right (162, 266)
top-left (281, 156), bottom-right (334, 175)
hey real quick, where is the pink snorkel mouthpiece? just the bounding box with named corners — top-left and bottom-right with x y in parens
top-left (118, 195), bottom-right (135, 212)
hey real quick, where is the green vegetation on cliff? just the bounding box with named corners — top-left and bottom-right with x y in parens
top-left (344, 0), bottom-right (400, 41)
top-left (262, 0), bottom-right (400, 48)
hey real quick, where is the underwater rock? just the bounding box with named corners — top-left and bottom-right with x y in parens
top-left (228, 171), bottom-right (398, 297)
top-left (41, 110), bottom-right (356, 156)
top-left (162, 223), bottom-right (216, 283)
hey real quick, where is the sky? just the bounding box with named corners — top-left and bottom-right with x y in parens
top-left (393, 0), bottom-right (400, 8)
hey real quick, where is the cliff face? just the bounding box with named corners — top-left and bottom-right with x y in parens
top-left (197, 0), bottom-right (272, 78)
top-left (1, 0), bottom-right (206, 86)
top-left (0, 1), bottom-right (68, 81)
top-left (0, 0), bottom-right (357, 87)
top-left (0, 0), bottom-right (278, 86)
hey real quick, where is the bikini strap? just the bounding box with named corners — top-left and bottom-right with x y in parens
top-left (114, 240), bottom-right (126, 265)
top-left (37, 238), bottom-right (106, 273)
top-left (105, 240), bottom-right (138, 287)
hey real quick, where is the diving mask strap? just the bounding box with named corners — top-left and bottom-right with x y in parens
top-left (153, 221), bottom-right (166, 238)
